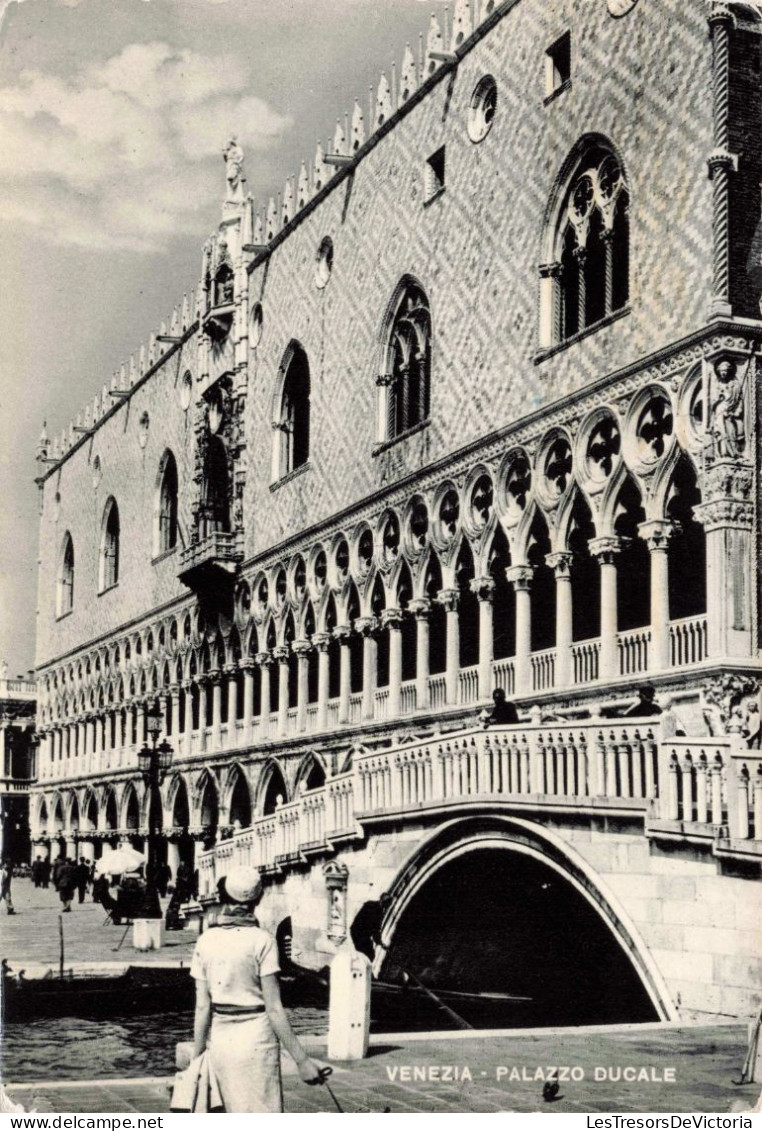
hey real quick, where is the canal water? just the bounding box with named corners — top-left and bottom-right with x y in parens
top-left (2, 1007), bottom-right (328, 1082)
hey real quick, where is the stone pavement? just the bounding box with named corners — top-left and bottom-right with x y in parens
top-left (0, 879), bottom-right (196, 972)
top-left (6, 1024), bottom-right (759, 1114)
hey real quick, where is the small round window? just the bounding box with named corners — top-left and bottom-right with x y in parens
top-left (315, 236), bottom-right (334, 289)
top-left (179, 371), bottom-right (193, 410)
top-left (250, 303), bottom-right (263, 348)
top-left (468, 75), bottom-right (497, 143)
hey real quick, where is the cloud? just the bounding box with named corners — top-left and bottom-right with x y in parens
top-left (0, 39), bottom-right (293, 251)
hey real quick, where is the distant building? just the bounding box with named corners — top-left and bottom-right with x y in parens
top-left (0, 667), bottom-right (37, 864)
top-left (28, 0), bottom-right (761, 1022)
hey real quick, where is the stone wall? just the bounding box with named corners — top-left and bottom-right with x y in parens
top-left (35, 0), bottom-right (722, 671)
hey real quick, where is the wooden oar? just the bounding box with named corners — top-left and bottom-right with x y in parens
top-left (400, 967), bottom-right (473, 1030)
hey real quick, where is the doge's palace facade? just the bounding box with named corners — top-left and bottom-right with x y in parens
top-left (28, 0), bottom-right (760, 1012)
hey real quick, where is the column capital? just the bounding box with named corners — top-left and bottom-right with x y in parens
top-left (707, 149), bottom-right (739, 177)
top-left (505, 564), bottom-right (534, 591)
top-left (589, 536), bottom-right (623, 564)
top-left (538, 260), bottom-right (562, 280)
top-left (291, 638), bottom-right (312, 657)
top-left (181, 679), bottom-right (194, 692)
top-left (272, 645), bottom-right (290, 664)
top-left (167, 683), bottom-right (181, 698)
top-left (707, 5), bottom-right (736, 34)
top-left (355, 616), bottom-right (379, 638)
top-left (470, 576), bottom-right (496, 602)
top-left (380, 608), bottom-right (404, 630)
top-left (437, 588), bottom-right (460, 612)
top-left (208, 668), bottom-right (223, 686)
top-left (638, 519), bottom-right (674, 552)
top-left (546, 551), bottom-right (574, 578)
top-left (239, 659), bottom-right (257, 675)
top-left (254, 651), bottom-right (274, 669)
top-left (333, 624), bottom-right (353, 644)
top-left (409, 597), bottom-right (432, 620)
top-left (311, 632), bottom-right (332, 653)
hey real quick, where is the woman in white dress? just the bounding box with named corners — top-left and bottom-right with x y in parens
top-left (190, 865), bottom-right (327, 1112)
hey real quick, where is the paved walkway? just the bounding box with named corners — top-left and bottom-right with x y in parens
top-left (6, 1024), bottom-right (758, 1114)
top-left (1, 879), bottom-right (196, 972)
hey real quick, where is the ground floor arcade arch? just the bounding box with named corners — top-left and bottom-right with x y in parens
top-left (377, 816), bottom-right (676, 1027)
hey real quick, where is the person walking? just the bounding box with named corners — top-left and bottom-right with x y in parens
top-left (0, 861), bottom-right (15, 915)
top-left (190, 865), bottom-right (328, 1112)
top-left (75, 857), bottom-right (90, 903)
top-left (41, 857), bottom-right (51, 889)
top-left (51, 855), bottom-right (65, 891)
top-left (31, 857), bottom-right (43, 888)
top-left (57, 858), bottom-right (76, 912)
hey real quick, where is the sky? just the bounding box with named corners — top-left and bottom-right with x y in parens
top-left (0, 0), bottom-right (441, 678)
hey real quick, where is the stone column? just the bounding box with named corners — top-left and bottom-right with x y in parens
top-left (471, 577), bottom-right (495, 702)
top-left (226, 666), bottom-right (238, 742)
top-left (210, 670), bottom-right (223, 750)
top-left (356, 617), bottom-right (379, 721)
top-left (438, 589), bottom-right (460, 706)
top-left (638, 520), bottom-right (674, 673)
top-left (241, 661), bottom-right (255, 742)
top-left (590, 537), bottom-right (621, 681)
top-left (334, 626), bottom-right (352, 725)
top-left (539, 262), bottom-right (563, 349)
top-left (138, 700), bottom-right (147, 747)
top-left (694, 458), bottom-right (755, 658)
top-left (273, 646), bottom-right (290, 737)
top-left (292, 639), bottom-right (312, 733)
top-left (255, 653), bottom-right (272, 739)
top-left (506, 566), bottom-right (533, 696)
top-left (547, 552), bottom-right (574, 691)
top-left (197, 679), bottom-right (208, 753)
top-left (707, 4), bottom-right (738, 319)
top-left (169, 685), bottom-right (181, 741)
top-left (409, 598), bottom-right (432, 712)
top-left (167, 840), bottom-right (180, 881)
top-left (182, 682), bottom-right (193, 756)
top-left (382, 609), bottom-right (404, 719)
top-left (312, 633), bottom-right (331, 731)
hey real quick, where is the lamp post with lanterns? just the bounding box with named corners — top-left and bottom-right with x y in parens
top-left (137, 699), bottom-right (173, 920)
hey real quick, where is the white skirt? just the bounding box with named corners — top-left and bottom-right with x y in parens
top-left (208, 1011), bottom-right (283, 1113)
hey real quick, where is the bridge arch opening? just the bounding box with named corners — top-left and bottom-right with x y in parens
top-left (380, 819), bottom-right (672, 1027)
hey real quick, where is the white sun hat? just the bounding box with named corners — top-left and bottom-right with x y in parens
top-left (224, 865), bottom-right (264, 904)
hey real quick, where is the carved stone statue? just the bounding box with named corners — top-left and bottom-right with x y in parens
top-left (223, 136), bottom-right (246, 205)
top-left (709, 358), bottom-right (746, 458)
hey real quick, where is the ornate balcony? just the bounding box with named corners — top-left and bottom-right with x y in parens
top-left (178, 530), bottom-right (243, 589)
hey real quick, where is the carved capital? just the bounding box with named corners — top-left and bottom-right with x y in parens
top-left (291, 638), bottom-right (312, 657)
top-left (254, 650), bottom-right (274, 669)
top-left (470, 576), bottom-right (496, 602)
top-left (437, 588), bottom-right (460, 613)
top-left (311, 632), bottom-right (331, 653)
top-left (707, 149), bottom-right (739, 177)
top-left (375, 373), bottom-right (395, 388)
top-left (355, 616), bottom-right (379, 638)
top-left (380, 608), bottom-right (404, 630)
top-left (272, 645), bottom-right (290, 664)
top-left (546, 551), bottom-right (573, 579)
top-left (239, 660), bottom-right (257, 675)
top-left (333, 624), bottom-right (353, 645)
top-left (505, 565), bottom-right (534, 591)
top-left (638, 520), bottom-right (674, 552)
top-left (408, 598), bottom-right (432, 621)
top-left (538, 261), bottom-right (562, 280)
top-left (208, 668), bottom-right (223, 686)
top-left (589, 536), bottom-right (622, 564)
top-left (322, 860), bottom-right (349, 889)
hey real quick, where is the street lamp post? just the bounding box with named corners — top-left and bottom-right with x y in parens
top-left (137, 699), bottom-right (173, 920)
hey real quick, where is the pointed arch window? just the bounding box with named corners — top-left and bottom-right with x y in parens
top-left (272, 342), bottom-right (310, 481)
top-left (99, 498), bottom-right (120, 592)
top-left (379, 280), bottom-right (431, 442)
top-left (155, 451), bottom-right (178, 556)
top-left (541, 143), bottom-right (629, 350)
top-left (57, 533), bottom-right (75, 617)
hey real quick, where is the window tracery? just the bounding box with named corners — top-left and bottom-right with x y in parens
top-left (379, 281), bottom-right (431, 442)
